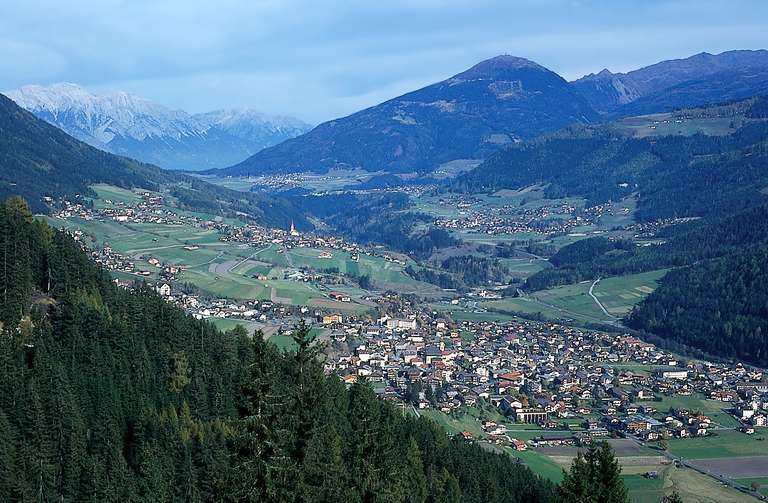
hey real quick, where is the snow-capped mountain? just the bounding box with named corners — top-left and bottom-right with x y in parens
top-left (3, 83), bottom-right (312, 170)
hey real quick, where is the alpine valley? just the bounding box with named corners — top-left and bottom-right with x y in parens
top-left (4, 32), bottom-right (768, 503)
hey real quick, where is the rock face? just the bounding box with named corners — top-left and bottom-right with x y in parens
top-left (215, 55), bottom-right (599, 176)
top-left (3, 83), bottom-right (311, 170)
top-left (572, 49), bottom-right (768, 115)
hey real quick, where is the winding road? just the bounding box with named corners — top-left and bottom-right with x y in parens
top-left (588, 278), bottom-right (616, 319)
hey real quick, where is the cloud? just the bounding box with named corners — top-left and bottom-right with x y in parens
top-left (1, 0), bottom-right (767, 122)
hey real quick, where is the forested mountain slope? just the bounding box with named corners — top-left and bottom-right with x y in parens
top-left (455, 97), bottom-right (768, 222)
top-left (0, 196), bottom-right (554, 502)
top-left (627, 245), bottom-right (768, 366)
top-left (0, 93), bottom-right (310, 229)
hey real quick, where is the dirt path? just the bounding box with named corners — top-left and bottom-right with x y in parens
top-left (588, 278), bottom-right (616, 319)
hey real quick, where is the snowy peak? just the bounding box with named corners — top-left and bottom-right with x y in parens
top-left (2, 83), bottom-right (311, 170)
top-left (5, 83), bottom-right (197, 144)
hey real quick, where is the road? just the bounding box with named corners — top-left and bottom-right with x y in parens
top-left (227, 245), bottom-right (271, 274)
top-left (588, 278), bottom-right (616, 319)
top-left (625, 434), bottom-right (766, 501)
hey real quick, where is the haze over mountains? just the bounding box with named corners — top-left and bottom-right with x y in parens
top-left (3, 83), bottom-right (312, 171)
top-left (215, 49), bottom-right (768, 178)
top-left (0, 93), bottom-right (309, 228)
top-left (572, 49), bottom-right (768, 115)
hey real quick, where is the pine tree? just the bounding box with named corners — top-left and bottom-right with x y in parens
top-left (559, 442), bottom-right (629, 503)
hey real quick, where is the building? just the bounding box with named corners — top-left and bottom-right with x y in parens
top-left (655, 368), bottom-right (689, 380)
top-left (512, 408), bottom-right (549, 424)
top-left (322, 313), bottom-right (343, 325)
top-left (329, 292), bottom-right (351, 302)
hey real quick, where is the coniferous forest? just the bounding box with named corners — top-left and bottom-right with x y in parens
top-left (0, 195), bottom-right (564, 502)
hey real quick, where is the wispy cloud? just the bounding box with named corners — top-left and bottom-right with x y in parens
top-left (1, 0), bottom-right (766, 122)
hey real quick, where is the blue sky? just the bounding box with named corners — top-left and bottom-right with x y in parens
top-left (1, 0), bottom-right (767, 123)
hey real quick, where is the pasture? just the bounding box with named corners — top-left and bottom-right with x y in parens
top-left (483, 269), bottom-right (667, 324)
top-left (667, 430), bottom-right (768, 459)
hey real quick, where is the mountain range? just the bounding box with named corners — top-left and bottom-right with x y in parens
top-left (0, 93), bottom-right (310, 228)
top-left (216, 55), bottom-right (599, 176)
top-left (572, 49), bottom-right (768, 115)
top-left (3, 83), bottom-right (312, 171)
top-left (214, 49), bottom-right (768, 178)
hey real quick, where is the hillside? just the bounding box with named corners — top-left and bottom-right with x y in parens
top-left (573, 49), bottom-right (768, 116)
top-left (0, 93), bottom-right (310, 229)
top-left (215, 55), bottom-right (598, 176)
top-left (454, 96), bottom-right (768, 222)
top-left (4, 83), bottom-right (311, 170)
top-left (0, 196), bottom-right (555, 502)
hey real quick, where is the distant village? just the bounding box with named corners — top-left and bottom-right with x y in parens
top-left (432, 196), bottom-right (612, 236)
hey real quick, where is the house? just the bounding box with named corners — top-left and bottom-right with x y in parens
top-left (510, 438), bottom-right (527, 451)
top-left (329, 291), bottom-right (352, 302)
top-left (156, 283), bottom-right (171, 297)
top-left (322, 313), bottom-right (343, 325)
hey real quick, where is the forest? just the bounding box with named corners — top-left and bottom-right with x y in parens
top-left (524, 204), bottom-right (768, 291)
top-left (453, 116), bottom-right (768, 223)
top-left (627, 245), bottom-right (768, 366)
top-left (0, 196), bottom-right (566, 502)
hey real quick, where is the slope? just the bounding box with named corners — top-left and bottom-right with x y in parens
top-left (572, 49), bottom-right (768, 116)
top-left (215, 55), bottom-right (599, 176)
top-left (0, 93), bottom-right (310, 229)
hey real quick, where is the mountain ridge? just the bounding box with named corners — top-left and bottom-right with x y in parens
top-left (0, 93), bottom-right (311, 229)
top-left (3, 83), bottom-right (312, 170)
top-left (572, 49), bottom-right (768, 114)
top-left (214, 54), bottom-right (599, 177)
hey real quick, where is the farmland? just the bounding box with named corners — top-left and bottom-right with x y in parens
top-left (483, 269), bottom-right (667, 324)
top-left (667, 429), bottom-right (768, 459)
top-left (46, 184), bottom-right (434, 310)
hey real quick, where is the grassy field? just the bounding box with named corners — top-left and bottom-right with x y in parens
top-left (483, 269), bottom-right (667, 324)
top-left (735, 477), bottom-right (768, 496)
top-left (591, 270), bottom-right (668, 316)
top-left (48, 185), bottom-right (431, 308)
top-left (667, 430), bottom-right (768, 459)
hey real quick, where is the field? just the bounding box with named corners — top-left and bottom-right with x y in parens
top-left (690, 456), bottom-right (768, 478)
top-left (44, 184), bottom-right (441, 309)
top-left (483, 269), bottom-right (667, 324)
top-left (667, 430), bottom-right (768, 459)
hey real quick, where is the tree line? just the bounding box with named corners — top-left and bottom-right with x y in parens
top-left (0, 196), bottom-right (565, 502)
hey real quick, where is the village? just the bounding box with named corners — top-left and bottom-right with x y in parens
top-left (432, 198), bottom-right (612, 236)
top-left (321, 312), bottom-right (768, 451)
top-left (50, 190), bottom-right (768, 457)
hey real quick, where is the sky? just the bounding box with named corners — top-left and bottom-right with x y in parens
top-left (1, 0), bottom-right (767, 123)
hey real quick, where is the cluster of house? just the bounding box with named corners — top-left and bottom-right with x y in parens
top-left (624, 217), bottom-right (699, 239)
top-left (433, 200), bottom-right (605, 237)
top-left (322, 314), bottom-right (768, 446)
